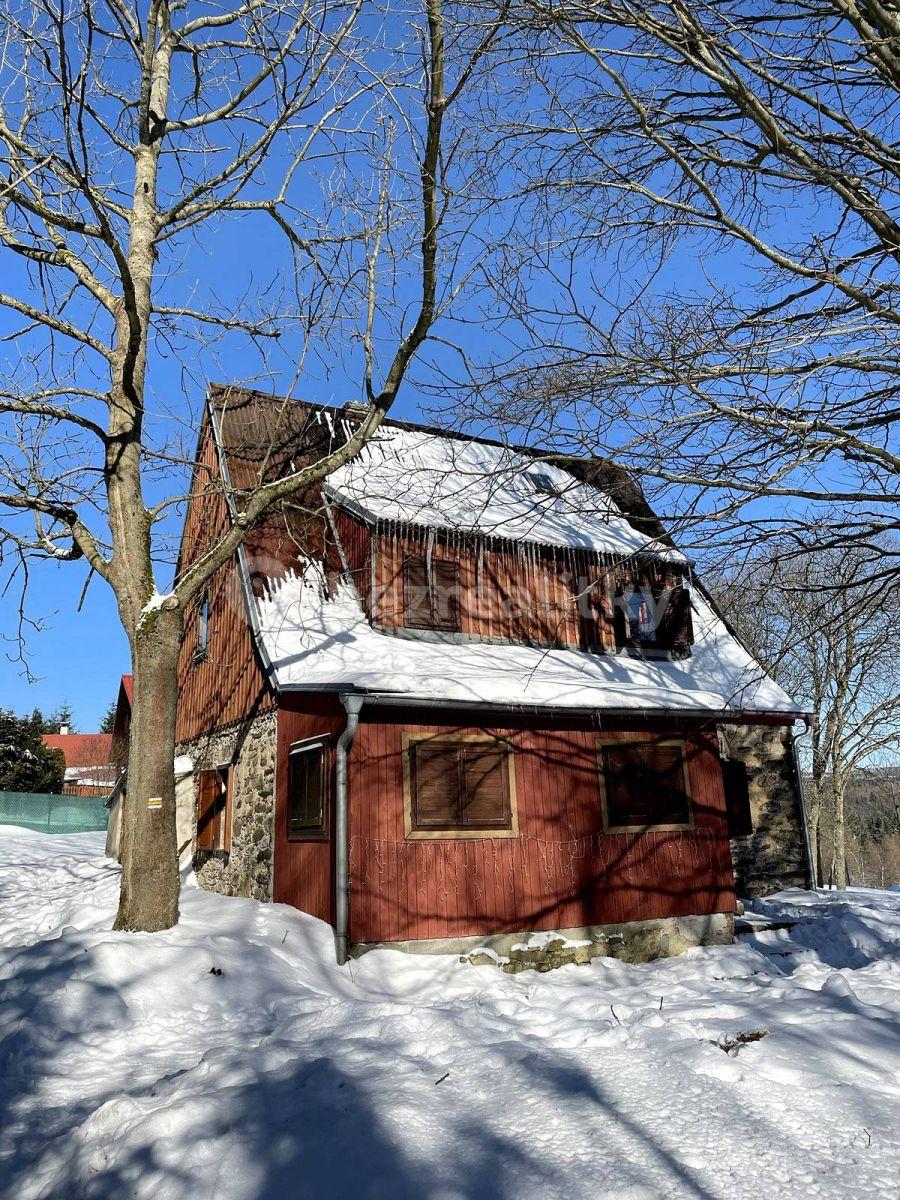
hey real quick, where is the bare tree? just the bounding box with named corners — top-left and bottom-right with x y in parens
top-left (0, 0), bottom-right (510, 931)
top-left (454, 0), bottom-right (899, 580)
top-left (714, 543), bottom-right (900, 888)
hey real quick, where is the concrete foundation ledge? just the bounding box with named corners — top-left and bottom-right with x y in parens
top-left (352, 912), bottom-right (735, 971)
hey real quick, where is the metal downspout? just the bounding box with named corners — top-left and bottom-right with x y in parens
top-left (791, 718), bottom-right (817, 890)
top-left (335, 693), bottom-right (364, 964)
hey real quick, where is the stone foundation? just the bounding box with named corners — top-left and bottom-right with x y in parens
top-left (177, 709), bottom-right (277, 901)
top-left (353, 912), bottom-right (735, 971)
top-left (722, 724), bottom-right (811, 899)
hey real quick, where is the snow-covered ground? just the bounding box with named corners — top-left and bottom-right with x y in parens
top-left (1, 828), bottom-right (898, 1200)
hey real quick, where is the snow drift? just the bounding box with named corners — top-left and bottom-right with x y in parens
top-left (1, 828), bottom-right (898, 1199)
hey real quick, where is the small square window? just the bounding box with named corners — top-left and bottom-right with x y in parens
top-left (406, 736), bottom-right (516, 838)
top-left (612, 570), bottom-right (693, 655)
top-left (599, 740), bottom-right (693, 832)
top-left (287, 741), bottom-right (328, 839)
top-left (528, 470), bottom-right (557, 496)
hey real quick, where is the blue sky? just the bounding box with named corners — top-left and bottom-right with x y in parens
top-left (0, 218), bottom-right (797, 731)
top-left (0, 4), bottom-right (875, 731)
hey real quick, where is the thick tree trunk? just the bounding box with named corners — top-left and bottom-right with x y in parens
top-left (806, 790), bottom-right (821, 887)
top-left (114, 605), bottom-right (183, 932)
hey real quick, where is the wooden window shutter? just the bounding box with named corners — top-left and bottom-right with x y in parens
top-left (411, 742), bottom-right (462, 827)
top-left (404, 557), bottom-right (431, 628)
top-left (656, 584), bottom-right (693, 654)
top-left (670, 586), bottom-right (693, 654)
top-left (196, 768), bottom-right (227, 850)
top-left (287, 744), bottom-right (327, 837)
top-left (603, 744), bottom-right (652, 828)
top-left (404, 555), bottom-right (461, 632)
top-left (462, 744), bottom-right (509, 828)
top-left (221, 768), bottom-right (233, 852)
top-left (722, 758), bottom-right (752, 838)
top-left (431, 560), bottom-right (461, 631)
top-left (601, 742), bottom-right (691, 830)
top-left (652, 744), bottom-right (692, 825)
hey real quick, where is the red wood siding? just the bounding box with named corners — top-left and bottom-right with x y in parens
top-left (348, 714), bottom-right (734, 943)
top-left (272, 694), bottom-right (347, 921)
top-left (272, 699), bottom-right (735, 944)
top-left (330, 512), bottom-right (689, 654)
top-left (175, 422), bottom-right (275, 743)
top-left (368, 523), bottom-right (604, 648)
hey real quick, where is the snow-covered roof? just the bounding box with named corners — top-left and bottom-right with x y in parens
top-left (63, 765), bottom-right (117, 786)
top-left (325, 425), bottom-right (686, 560)
top-left (255, 565), bottom-right (801, 717)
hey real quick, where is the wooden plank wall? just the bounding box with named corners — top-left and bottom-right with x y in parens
top-left (272, 697), bottom-right (736, 944)
top-left (175, 421), bottom-right (275, 743)
top-left (273, 694), bottom-right (347, 920)
top-left (332, 512), bottom-right (635, 650)
top-left (347, 712), bottom-right (735, 944)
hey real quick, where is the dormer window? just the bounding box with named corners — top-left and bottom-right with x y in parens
top-left (404, 556), bottom-right (461, 632)
top-left (612, 569), bottom-right (692, 655)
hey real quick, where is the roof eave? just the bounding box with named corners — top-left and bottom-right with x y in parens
top-left (275, 681), bottom-right (806, 725)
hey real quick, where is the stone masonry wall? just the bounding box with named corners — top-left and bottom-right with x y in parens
top-left (177, 709), bottom-right (277, 901)
top-left (722, 724), bottom-right (811, 899)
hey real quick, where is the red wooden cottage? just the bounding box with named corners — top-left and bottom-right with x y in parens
top-left (172, 386), bottom-right (812, 965)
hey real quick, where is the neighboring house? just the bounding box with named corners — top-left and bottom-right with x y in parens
top-left (42, 729), bottom-right (114, 796)
top-left (169, 385), bottom-right (812, 964)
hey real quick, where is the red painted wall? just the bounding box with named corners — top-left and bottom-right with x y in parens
top-left (333, 510), bottom-right (616, 651)
top-left (272, 700), bottom-right (736, 944)
top-left (273, 694), bottom-right (346, 921)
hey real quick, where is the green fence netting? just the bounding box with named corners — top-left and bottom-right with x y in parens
top-left (0, 791), bottom-right (109, 835)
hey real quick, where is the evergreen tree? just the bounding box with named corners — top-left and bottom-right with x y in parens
top-left (0, 710), bottom-right (65, 793)
top-left (46, 703), bottom-right (75, 734)
top-left (99, 701), bottom-right (118, 735)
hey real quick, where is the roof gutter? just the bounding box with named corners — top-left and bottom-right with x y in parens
top-left (206, 395), bottom-right (279, 694)
top-left (279, 685), bottom-right (805, 726)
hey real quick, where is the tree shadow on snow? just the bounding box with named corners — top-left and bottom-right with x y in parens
top-left (5, 907), bottom-right (897, 1200)
top-left (749, 905), bottom-right (900, 972)
top-left (0, 931), bottom-right (555, 1200)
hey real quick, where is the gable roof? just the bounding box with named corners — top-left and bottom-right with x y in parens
top-left (209, 384), bottom-right (676, 557)
top-left (206, 386), bottom-right (802, 719)
top-left (42, 733), bottom-right (113, 767)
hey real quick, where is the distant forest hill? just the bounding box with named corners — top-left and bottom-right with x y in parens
top-left (814, 766), bottom-right (900, 890)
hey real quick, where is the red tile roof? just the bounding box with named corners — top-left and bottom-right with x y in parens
top-left (42, 732), bottom-right (113, 767)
